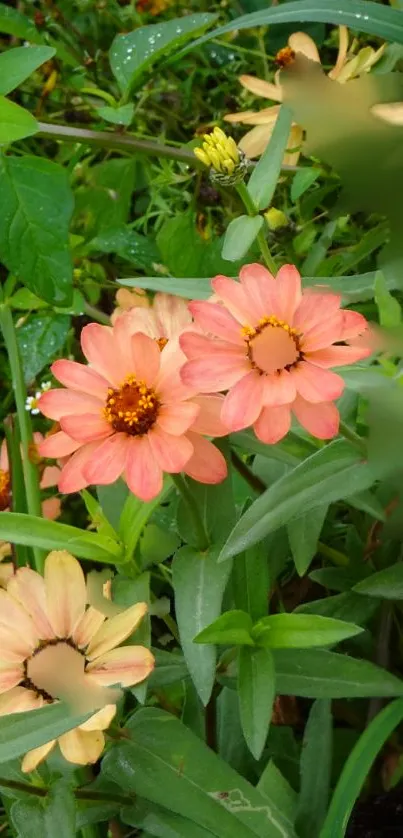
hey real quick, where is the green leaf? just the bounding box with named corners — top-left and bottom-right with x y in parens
top-left (0, 512), bottom-right (123, 563)
top-left (110, 14), bottom-right (217, 94)
top-left (75, 159), bottom-right (135, 236)
top-left (89, 225), bottom-right (160, 272)
top-left (195, 610), bottom-right (254, 647)
top-left (221, 216), bottom-right (263, 262)
top-left (374, 271), bottom-right (401, 328)
top-left (219, 441), bottom-right (374, 560)
top-left (119, 479), bottom-right (173, 559)
top-left (232, 544), bottom-right (270, 623)
top-left (0, 46), bottom-right (55, 95)
top-left (172, 546), bottom-right (233, 705)
top-left (354, 564), bottom-right (403, 600)
top-left (257, 761), bottom-right (297, 824)
top-left (252, 613), bottom-right (362, 649)
top-left (0, 703), bottom-right (89, 764)
top-left (123, 802), bottom-right (219, 838)
top-left (97, 103), bottom-right (134, 126)
top-left (0, 97), bottom-right (38, 144)
top-left (296, 591), bottom-right (378, 625)
top-left (17, 313), bottom-right (70, 383)
top-left (119, 275), bottom-right (212, 299)
top-left (287, 505), bottom-right (328, 576)
top-left (0, 3), bottom-right (41, 40)
top-left (103, 707), bottom-right (297, 838)
top-left (238, 646), bottom-right (275, 760)
top-left (97, 479), bottom-right (129, 532)
top-left (320, 699), bottom-right (403, 838)
top-left (291, 168), bottom-right (321, 202)
top-left (273, 649), bottom-right (403, 698)
top-left (296, 700), bottom-right (332, 838)
top-left (8, 288), bottom-right (49, 310)
top-left (141, 523), bottom-right (180, 567)
top-left (148, 649), bottom-right (189, 688)
top-left (247, 106), bottom-right (293, 211)
top-left (0, 155), bottom-right (73, 305)
top-left (310, 566), bottom-right (371, 594)
top-left (11, 781), bottom-right (76, 838)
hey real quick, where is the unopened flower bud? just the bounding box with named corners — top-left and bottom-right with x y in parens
top-left (264, 207), bottom-right (289, 232)
top-left (194, 126), bottom-right (249, 186)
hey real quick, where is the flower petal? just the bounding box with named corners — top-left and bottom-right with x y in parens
top-left (0, 686), bottom-right (42, 716)
top-left (188, 301), bottom-right (242, 344)
top-left (0, 440), bottom-right (8, 472)
top-left (45, 550), bottom-right (87, 637)
top-left (80, 323), bottom-right (122, 386)
top-left (131, 332), bottom-right (161, 387)
top-left (83, 433), bottom-right (129, 486)
top-left (148, 427), bottom-right (193, 472)
top-left (21, 740), bottom-right (56, 773)
top-left (339, 310), bottom-right (369, 340)
top-left (292, 362), bottom-right (344, 403)
top-left (79, 703), bottom-right (116, 732)
top-left (288, 31), bottom-right (320, 62)
top-left (58, 728), bottom-right (105, 765)
top-left (60, 413), bottom-right (111, 443)
top-left (275, 264), bottom-right (302, 322)
top-left (8, 568), bottom-right (55, 640)
top-left (154, 293), bottom-right (192, 338)
top-left (262, 370), bottom-right (297, 406)
top-left (40, 465), bottom-right (61, 489)
top-left (181, 355), bottom-right (249, 393)
top-left (306, 345), bottom-right (371, 368)
top-left (292, 396), bottom-right (339, 439)
top-left (189, 394), bottom-right (228, 437)
top-left (51, 360), bottom-right (109, 399)
top-left (239, 123), bottom-right (275, 158)
top-left (184, 433), bottom-right (227, 484)
top-left (180, 331), bottom-right (243, 360)
top-left (212, 276), bottom-right (256, 323)
top-left (0, 589), bottom-right (38, 654)
top-left (125, 436), bottom-right (163, 501)
top-left (42, 497), bottom-right (61, 521)
top-left (39, 389), bottom-right (103, 421)
top-left (253, 405), bottom-right (291, 444)
top-left (156, 401), bottom-right (200, 436)
top-left (58, 442), bottom-right (104, 493)
top-left (86, 646), bottom-right (154, 688)
top-left (0, 665), bottom-right (24, 694)
top-left (86, 602), bottom-right (148, 660)
top-left (239, 74), bottom-right (282, 101)
top-left (221, 371), bottom-right (264, 431)
top-left (72, 607), bottom-right (105, 649)
top-left (39, 432), bottom-right (81, 459)
top-left (239, 263), bottom-right (278, 319)
top-left (293, 290), bottom-right (341, 333)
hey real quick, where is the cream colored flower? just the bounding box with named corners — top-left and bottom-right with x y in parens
top-left (224, 27), bottom-right (385, 160)
top-left (111, 288), bottom-right (149, 325)
top-left (0, 550), bottom-right (154, 772)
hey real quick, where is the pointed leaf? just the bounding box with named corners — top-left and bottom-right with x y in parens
top-left (238, 646), bottom-right (275, 760)
top-left (0, 46), bottom-right (55, 95)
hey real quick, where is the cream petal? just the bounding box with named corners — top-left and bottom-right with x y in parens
top-left (238, 106), bottom-right (281, 126)
top-left (239, 74), bottom-right (282, 101)
top-left (0, 687), bottom-right (43, 716)
top-left (21, 740), bottom-right (56, 773)
top-left (288, 32), bottom-right (320, 63)
top-left (86, 646), bottom-right (154, 688)
top-left (328, 25), bottom-right (349, 80)
top-left (72, 606), bottom-right (105, 649)
top-left (0, 589), bottom-right (38, 654)
top-left (58, 728), bottom-right (105, 765)
top-left (371, 102), bottom-right (403, 127)
top-left (0, 665), bottom-right (24, 694)
top-left (239, 124), bottom-right (275, 159)
top-left (79, 703), bottom-right (116, 732)
top-left (45, 551), bottom-right (87, 637)
top-left (86, 602), bottom-right (148, 660)
top-left (0, 440), bottom-right (8, 472)
top-left (8, 568), bottom-right (55, 641)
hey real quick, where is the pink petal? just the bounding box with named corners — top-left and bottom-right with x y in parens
top-left (39, 389), bottom-right (104, 421)
top-left (239, 263), bottom-right (278, 319)
top-left (60, 413), bottom-right (112, 443)
top-left (180, 331), bottom-right (242, 360)
top-left (0, 666), bottom-right (23, 694)
top-left (8, 567), bottom-right (55, 640)
top-left (301, 313), bottom-right (345, 352)
top-left (184, 433), bottom-right (227, 484)
top-left (221, 371), bottom-right (264, 431)
top-left (292, 362), bottom-right (345, 403)
top-left (86, 645), bottom-right (154, 688)
top-left (42, 497), bottom-right (61, 521)
top-left (156, 401), bottom-right (200, 436)
top-left (275, 264), bottom-right (302, 322)
top-left (293, 290), bottom-right (341, 332)
top-left (58, 442), bottom-right (102, 493)
top-left (0, 589), bottom-right (38, 652)
top-left (262, 370), bottom-right (297, 406)
top-left (51, 360), bottom-right (109, 399)
top-left (306, 345), bottom-right (371, 368)
top-left (0, 625), bottom-right (35, 662)
top-left (0, 440), bottom-right (8, 472)
top-left (181, 354), bottom-right (250, 393)
top-left (339, 310), bottom-right (369, 340)
top-left (154, 293), bottom-right (192, 338)
top-left (72, 606), bottom-right (105, 649)
top-left (81, 323), bottom-right (123, 387)
top-left (148, 427), bottom-right (193, 472)
top-left (189, 394), bottom-right (228, 437)
top-left (131, 332), bottom-right (160, 386)
top-left (45, 549), bottom-right (87, 637)
top-left (83, 433), bottom-right (129, 485)
top-left (212, 275), bottom-right (256, 323)
top-left (292, 396), bottom-right (339, 439)
top-left (155, 340), bottom-right (194, 401)
top-left (39, 431), bottom-right (81, 459)
top-left (253, 405), bottom-right (291, 444)
top-left (125, 436), bottom-right (163, 501)
top-left (188, 301), bottom-right (242, 344)
top-left (40, 465), bottom-right (61, 489)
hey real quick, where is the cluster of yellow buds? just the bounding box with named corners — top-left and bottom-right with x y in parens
top-left (194, 126), bottom-right (249, 186)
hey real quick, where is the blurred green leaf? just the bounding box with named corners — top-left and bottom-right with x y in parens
top-left (97, 103), bottom-right (134, 126)
top-left (11, 781), bottom-right (76, 838)
top-left (287, 505), bottom-right (328, 576)
top-left (195, 610), bottom-right (254, 646)
top-left (0, 513), bottom-right (123, 562)
top-left (238, 646), bottom-right (275, 760)
top-left (354, 564), bottom-right (403, 600)
top-left (0, 97), bottom-right (38, 144)
top-left (222, 216), bottom-right (263, 262)
top-left (232, 544), bottom-right (270, 623)
top-left (252, 613), bottom-right (363, 649)
top-left (89, 225), bottom-right (160, 272)
top-left (296, 700), bottom-right (332, 838)
top-left (374, 271), bottom-right (401, 327)
top-left (273, 649), bottom-right (403, 698)
top-left (17, 313), bottom-right (70, 383)
top-left (119, 479), bottom-right (173, 559)
top-left (248, 106), bottom-right (293, 210)
top-left (0, 3), bottom-right (41, 40)
top-left (0, 46), bottom-right (55, 95)
top-left (291, 168), bottom-right (321, 202)
top-left (0, 704), bottom-right (89, 764)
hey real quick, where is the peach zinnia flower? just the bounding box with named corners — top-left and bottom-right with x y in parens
top-left (122, 291), bottom-right (192, 349)
top-left (0, 550), bottom-right (153, 773)
top-left (180, 264), bottom-right (370, 444)
top-left (38, 317), bottom-right (222, 500)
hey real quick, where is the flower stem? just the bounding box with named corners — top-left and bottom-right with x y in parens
top-left (0, 776), bottom-right (133, 806)
top-left (0, 304), bottom-right (44, 572)
top-left (339, 420), bottom-right (367, 457)
top-left (235, 182), bottom-right (277, 274)
top-left (171, 474), bottom-right (209, 551)
top-left (83, 301), bottom-right (110, 325)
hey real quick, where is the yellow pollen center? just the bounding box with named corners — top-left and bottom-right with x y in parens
top-left (0, 469), bottom-right (10, 512)
top-left (242, 316), bottom-right (301, 374)
top-left (103, 374), bottom-right (159, 436)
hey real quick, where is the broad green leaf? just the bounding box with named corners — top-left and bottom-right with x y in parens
top-left (0, 155), bottom-right (73, 305)
top-left (257, 761), bottom-right (297, 824)
top-left (113, 573), bottom-right (151, 704)
top-left (291, 168), bottom-right (321, 202)
top-left (8, 288), bottom-right (49, 310)
top-left (232, 545), bottom-right (270, 623)
top-left (252, 613), bottom-right (362, 649)
top-left (296, 700), bottom-right (332, 838)
top-left (320, 699), bottom-right (403, 838)
top-left (0, 703), bottom-right (89, 764)
top-left (194, 610), bottom-right (254, 647)
top-left (123, 802), bottom-right (218, 838)
top-left (0, 3), bottom-right (41, 40)
top-left (247, 106), bottom-right (293, 211)
top-left (232, 428), bottom-right (316, 464)
top-left (119, 479), bottom-right (173, 559)
top-left (296, 591), bottom-right (378, 625)
top-left (74, 158), bottom-right (135, 237)
top-left (103, 707), bottom-right (297, 838)
top-left (148, 649), bottom-right (189, 688)
top-left (0, 97), bottom-right (38, 144)
top-left (11, 781), bottom-right (76, 838)
top-left (97, 103), bottom-right (134, 126)
top-left (287, 505), bottom-right (328, 576)
top-left (97, 479), bottom-right (129, 532)
top-left (238, 646), bottom-right (275, 760)
top-left (354, 564), bottom-right (403, 600)
top-left (140, 523), bottom-right (180, 568)
top-left (310, 566), bottom-right (371, 594)
top-left (0, 512), bottom-right (123, 562)
top-left (17, 313), bottom-right (70, 383)
top-left (0, 46), bottom-right (55, 95)
top-left (374, 271), bottom-right (401, 327)
top-left (172, 546), bottom-right (233, 705)
top-left (89, 224), bottom-right (160, 272)
top-left (110, 14), bottom-right (217, 94)
top-left (221, 215), bottom-right (263, 262)
top-left (217, 687), bottom-right (254, 777)
top-left (273, 649), bottom-right (403, 698)
top-left (219, 441), bottom-right (374, 560)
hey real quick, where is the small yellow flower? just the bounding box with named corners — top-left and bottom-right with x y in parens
top-left (194, 126), bottom-right (249, 185)
top-left (264, 207), bottom-right (289, 232)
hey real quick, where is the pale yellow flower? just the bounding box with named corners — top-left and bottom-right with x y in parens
top-left (111, 287), bottom-right (149, 325)
top-left (224, 27), bottom-right (385, 160)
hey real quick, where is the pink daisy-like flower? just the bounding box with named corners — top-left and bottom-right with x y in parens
top-left (0, 550), bottom-right (153, 773)
top-left (38, 316), bottom-right (225, 500)
top-left (180, 264), bottom-right (370, 444)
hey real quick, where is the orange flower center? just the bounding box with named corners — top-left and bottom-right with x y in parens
top-left (103, 374), bottom-right (159, 436)
top-left (242, 316), bottom-right (302, 374)
top-left (24, 639), bottom-right (84, 702)
top-left (0, 469), bottom-right (10, 512)
top-left (276, 46), bottom-right (296, 68)
top-left (156, 337), bottom-right (168, 351)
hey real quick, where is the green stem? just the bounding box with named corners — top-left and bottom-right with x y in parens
top-left (236, 182), bottom-right (277, 273)
top-left (172, 474), bottom-right (209, 551)
top-left (83, 301), bottom-right (110, 325)
top-left (0, 305), bottom-right (44, 572)
top-left (339, 419), bottom-right (367, 457)
top-left (0, 776), bottom-right (133, 806)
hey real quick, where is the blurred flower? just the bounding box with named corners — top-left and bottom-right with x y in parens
top-left (224, 27), bottom-right (385, 159)
top-left (194, 126), bottom-right (249, 185)
top-left (180, 263), bottom-right (370, 444)
top-left (25, 381), bottom-right (52, 415)
top-left (264, 207), bottom-right (289, 232)
top-left (38, 315), bottom-right (226, 501)
top-left (0, 550), bottom-right (153, 772)
top-left (111, 287), bottom-right (149, 325)
top-left (121, 291), bottom-right (192, 349)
